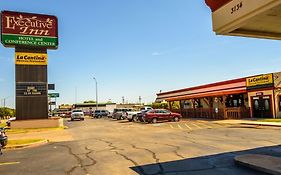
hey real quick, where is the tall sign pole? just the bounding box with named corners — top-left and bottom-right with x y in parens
top-left (1, 11), bottom-right (58, 120)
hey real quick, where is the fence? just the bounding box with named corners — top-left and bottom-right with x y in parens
top-left (172, 107), bottom-right (250, 119)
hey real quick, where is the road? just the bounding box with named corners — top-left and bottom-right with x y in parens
top-left (1, 118), bottom-right (281, 175)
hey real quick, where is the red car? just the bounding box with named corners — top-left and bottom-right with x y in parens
top-left (143, 109), bottom-right (182, 123)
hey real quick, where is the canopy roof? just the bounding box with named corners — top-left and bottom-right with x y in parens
top-left (206, 0), bottom-right (281, 40)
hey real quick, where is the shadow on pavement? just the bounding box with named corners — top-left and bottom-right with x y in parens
top-left (130, 145), bottom-right (281, 175)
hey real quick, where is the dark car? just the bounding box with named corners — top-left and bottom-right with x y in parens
top-left (93, 110), bottom-right (110, 118)
top-left (143, 109), bottom-right (182, 123)
top-left (136, 110), bottom-right (150, 122)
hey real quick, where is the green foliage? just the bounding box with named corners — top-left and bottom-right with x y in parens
top-left (0, 107), bottom-right (15, 119)
top-left (171, 101), bottom-right (180, 110)
top-left (83, 100), bottom-right (96, 103)
top-left (151, 102), bottom-right (168, 109)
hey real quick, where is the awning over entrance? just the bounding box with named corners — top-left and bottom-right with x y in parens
top-left (205, 0), bottom-right (281, 40)
top-left (156, 78), bottom-right (246, 102)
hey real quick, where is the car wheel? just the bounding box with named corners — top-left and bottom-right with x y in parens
top-left (152, 118), bottom-right (157, 124)
top-left (133, 116), bottom-right (138, 122)
top-left (71, 118), bottom-right (74, 121)
top-left (174, 116), bottom-right (179, 122)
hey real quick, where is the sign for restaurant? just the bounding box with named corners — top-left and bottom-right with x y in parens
top-left (246, 73), bottom-right (274, 90)
top-left (16, 83), bottom-right (47, 96)
top-left (1, 11), bottom-right (58, 49)
top-left (15, 52), bottom-right (48, 65)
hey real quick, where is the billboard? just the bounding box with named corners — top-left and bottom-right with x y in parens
top-left (1, 11), bottom-right (58, 49)
top-left (15, 52), bottom-right (47, 65)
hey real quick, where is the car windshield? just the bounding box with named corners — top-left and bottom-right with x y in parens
top-left (72, 110), bottom-right (82, 113)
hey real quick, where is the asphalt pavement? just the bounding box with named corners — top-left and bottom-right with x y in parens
top-left (1, 118), bottom-right (281, 175)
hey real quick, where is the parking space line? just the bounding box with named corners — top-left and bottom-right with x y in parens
top-left (184, 123), bottom-right (192, 130)
top-left (190, 123), bottom-right (202, 129)
top-left (170, 125), bottom-right (174, 129)
top-left (198, 122), bottom-right (212, 129)
top-left (0, 162), bottom-right (20, 166)
top-left (178, 124), bottom-right (183, 130)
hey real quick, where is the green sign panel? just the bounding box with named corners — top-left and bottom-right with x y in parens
top-left (2, 34), bottom-right (58, 48)
top-left (48, 93), bottom-right (59, 98)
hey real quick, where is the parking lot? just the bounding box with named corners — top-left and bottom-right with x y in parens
top-left (1, 117), bottom-right (281, 175)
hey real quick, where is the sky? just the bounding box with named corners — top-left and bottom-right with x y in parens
top-left (0, 0), bottom-right (281, 108)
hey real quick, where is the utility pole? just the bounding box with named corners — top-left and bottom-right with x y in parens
top-left (122, 96), bottom-right (125, 104)
top-left (139, 96), bottom-right (142, 104)
top-left (93, 77), bottom-right (98, 111)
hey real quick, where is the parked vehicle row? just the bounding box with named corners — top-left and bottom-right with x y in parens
top-left (68, 107), bottom-right (182, 124)
top-left (109, 107), bottom-right (182, 124)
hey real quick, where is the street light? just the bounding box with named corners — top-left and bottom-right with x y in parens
top-left (93, 77), bottom-right (98, 111)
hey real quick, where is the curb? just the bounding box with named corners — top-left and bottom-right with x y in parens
top-left (241, 123), bottom-right (281, 127)
top-left (5, 139), bottom-right (49, 149)
top-left (234, 154), bottom-right (281, 175)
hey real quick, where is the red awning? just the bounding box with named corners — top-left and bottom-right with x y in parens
top-left (166, 87), bottom-right (246, 101)
top-left (205, 0), bottom-right (233, 12)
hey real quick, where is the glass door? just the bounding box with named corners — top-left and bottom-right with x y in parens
top-left (252, 96), bottom-right (272, 118)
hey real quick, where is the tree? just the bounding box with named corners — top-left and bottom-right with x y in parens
top-left (83, 100), bottom-right (96, 103)
top-left (0, 107), bottom-right (15, 119)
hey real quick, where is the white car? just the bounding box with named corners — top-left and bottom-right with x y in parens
top-left (71, 109), bottom-right (84, 121)
top-left (127, 107), bottom-right (153, 122)
top-left (127, 110), bottom-right (140, 122)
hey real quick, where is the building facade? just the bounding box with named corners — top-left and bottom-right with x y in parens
top-left (156, 72), bottom-right (281, 119)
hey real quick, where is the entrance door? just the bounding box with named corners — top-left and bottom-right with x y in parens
top-left (252, 96), bottom-right (272, 118)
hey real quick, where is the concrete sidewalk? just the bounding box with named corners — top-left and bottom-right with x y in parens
top-left (235, 154), bottom-right (281, 175)
top-left (214, 119), bottom-right (281, 127)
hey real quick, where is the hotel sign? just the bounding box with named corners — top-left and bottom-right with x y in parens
top-left (1, 11), bottom-right (58, 49)
top-left (246, 73), bottom-right (274, 90)
top-left (15, 52), bottom-right (47, 65)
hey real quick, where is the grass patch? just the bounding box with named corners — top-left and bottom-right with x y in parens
top-left (6, 126), bottom-right (67, 134)
top-left (0, 120), bottom-right (7, 128)
top-left (257, 119), bottom-right (281, 122)
top-left (7, 139), bottom-right (45, 147)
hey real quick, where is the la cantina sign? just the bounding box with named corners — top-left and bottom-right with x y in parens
top-left (1, 11), bottom-right (58, 48)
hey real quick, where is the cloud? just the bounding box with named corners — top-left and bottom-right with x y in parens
top-left (152, 52), bottom-right (162, 56)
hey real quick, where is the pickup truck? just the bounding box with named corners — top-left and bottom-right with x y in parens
top-left (126, 110), bottom-right (140, 122)
top-left (127, 107), bottom-right (153, 122)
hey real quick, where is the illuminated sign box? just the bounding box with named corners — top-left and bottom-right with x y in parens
top-left (246, 73), bottom-right (274, 90)
top-left (1, 11), bottom-right (58, 49)
top-left (15, 52), bottom-right (48, 65)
